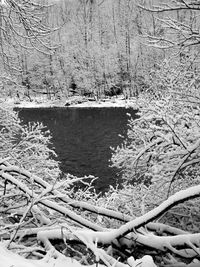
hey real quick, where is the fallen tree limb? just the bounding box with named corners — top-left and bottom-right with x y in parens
top-left (0, 163), bottom-right (188, 236)
top-left (1, 160), bottom-right (200, 266)
top-left (0, 171), bottom-right (103, 231)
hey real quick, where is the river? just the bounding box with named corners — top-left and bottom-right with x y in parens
top-left (16, 107), bottom-right (138, 192)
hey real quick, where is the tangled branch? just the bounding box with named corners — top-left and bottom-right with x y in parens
top-left (1, 159), bottom-right (200, 266)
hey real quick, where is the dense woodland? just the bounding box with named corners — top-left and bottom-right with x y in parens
top-left (1, 1), bottom-right (200, 267)
top-left (2, 0), bottom-right (195, 101)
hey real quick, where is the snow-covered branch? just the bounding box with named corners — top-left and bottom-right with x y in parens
top-left (1, 158), bottom-right (200, 266)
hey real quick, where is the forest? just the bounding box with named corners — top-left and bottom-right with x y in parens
top-left (0, 0), bottom-right (175, 101)
top-left (1, 0), bottom-right (200, 267)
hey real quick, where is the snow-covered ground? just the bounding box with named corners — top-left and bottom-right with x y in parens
top-left (2, 96), bottom-right (140, 109)
top-left (0, 242), bottom-right (99, 267)
top-left (69, 98), bottom-right (139, 108)
top-left (0, 242), bottom-right (156, 267)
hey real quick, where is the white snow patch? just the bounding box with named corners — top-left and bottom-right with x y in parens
top-left (2, 97), bottom-right (139, 109)
top-left (0, 242), bottom-right (105, 267)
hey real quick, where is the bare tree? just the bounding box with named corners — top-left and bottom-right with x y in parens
top-left (138, 0), bottom-right (200, 49)
top-left (0, 0), bottom-right (58, 72)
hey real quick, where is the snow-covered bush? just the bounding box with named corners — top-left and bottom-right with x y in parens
top-left (111, 96), bottom-right (200, 231)
top-left (0, 106), bottom-right (60, 180)
top-left (147, 52), bottom-right (200, 101)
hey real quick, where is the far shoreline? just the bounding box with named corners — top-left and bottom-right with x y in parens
top-left (3, 95), bottom-right (140, 110)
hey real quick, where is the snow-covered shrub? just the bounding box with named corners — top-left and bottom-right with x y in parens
top-left (0, 106), bottom-right (60, 180)
top-left (111, 97), bottom-right (200, 231)
top-left (147, 53), bottom-right (200, 101)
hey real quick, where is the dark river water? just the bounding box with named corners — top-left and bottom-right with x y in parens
top-left (16, 107), bottom-right (137, 192)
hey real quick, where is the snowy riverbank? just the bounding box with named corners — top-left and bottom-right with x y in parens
top-left (2, 96), bottom-right (140, 109)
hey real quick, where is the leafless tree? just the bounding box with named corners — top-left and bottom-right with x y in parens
top-left (0, 0), bottom-right (58, 72)
top-left (138, 0), bottom-right (200, 49)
